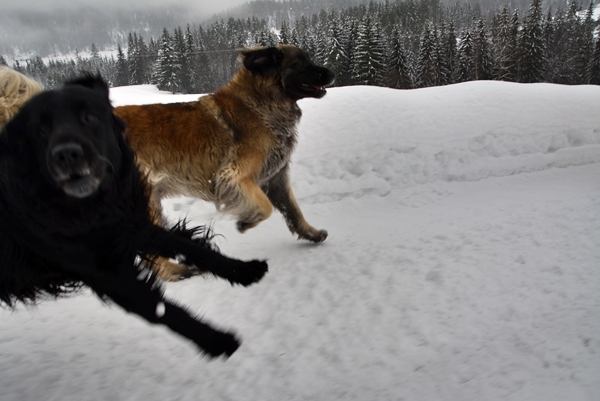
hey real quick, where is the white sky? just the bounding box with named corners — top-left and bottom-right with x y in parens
top-left (0, 0), bottom-right (249, 14)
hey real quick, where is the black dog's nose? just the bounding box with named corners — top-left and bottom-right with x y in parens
top-left (51, 143), bottom-right (84, 170)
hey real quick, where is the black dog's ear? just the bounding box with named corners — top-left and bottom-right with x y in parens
top-left (113, 114), bottom-right (131, 155)
top-left (66, 73), bottom-right (110, 101)
top-left (113, 115), bottom-right (126, 136)
top-left (241, 47), bottom-right (283, 73)
top-left (0, 127), bottom-right (8, 155)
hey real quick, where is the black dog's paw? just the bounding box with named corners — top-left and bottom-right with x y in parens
top-left (200, 331), bottom-right (241, 358)
top-left (226, 259), bottom-right (268, 287)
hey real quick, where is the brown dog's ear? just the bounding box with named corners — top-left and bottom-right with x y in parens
top-left (241, 47), bottom-right (283, 73)
top-left (65, 73), bottom-right (110, 101)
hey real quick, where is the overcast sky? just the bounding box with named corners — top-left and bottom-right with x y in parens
top-left (0, 0), bottom-right (249, 15)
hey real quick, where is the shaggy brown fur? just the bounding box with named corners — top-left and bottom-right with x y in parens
top-left (115, 45), bottom-right (335, 281)
top-left (0, 67), bottom-right (42, 128)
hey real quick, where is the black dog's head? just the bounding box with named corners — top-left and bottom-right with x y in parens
top-left (1, 75), bottom-right (127, 199)
top-left (240, 44), bottom-right (335, 101)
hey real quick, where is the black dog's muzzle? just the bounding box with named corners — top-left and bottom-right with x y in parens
top-left (47, 138), bottom-right (102, 199)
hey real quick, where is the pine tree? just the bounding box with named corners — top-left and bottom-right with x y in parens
top-left (416, 23), bottom-right (440, 87)
top-left (387, 25), bottom-right (413, 89)
top-left (353, 13), bottom-right (387, 86)
top-left (115, 44), bottom-right (129, 87)
top-left (518, 0), bottom-right (546, 83)
top-left (344, 18), bottom-right (359, 86)
top-left (589, 35), bottom-right (600, 85)
top-left (173, 26), bottom-right (188, 93)
top-left (293, 16), bottom-right (316, 57)
top-left (495, 7), bottom-right (519, 82)
top-left (474, 19), bottom-right (495, 80)
top-left (313, 10), bottom-right (331, 66)
top-left (545, 7), bottom-right (571, 83)
top-left (0, 55), bottom-right (7, 66)
top-left (28, 56), bottom-right (48, 84)
top-left (438, 20), bottom-right (453, 85)
top-left (127, 33), bottom-right (140, 85)
top-left (279, 20), bottom-right (291, 44)
top-left (188, 28), bottom-right (212, 93)
top-left (455, 28), bottom-right (475, 82)
top-left (323, 12), bottom-right (351, 87)
top-left (148, 37), bottom-right (159, 65)
top-left (152, 28), bottom-right (177, 93)
top-left (542, 8), bottom-right (557, 82)
top-left (100, 55), bottom-right (117, 86)
top-left (445, 20), bottom-right (459, 84)
top-left (580, 1), bottom-right (596, 84)
top-left (256, 29), bottom-right (278, 47)
top-left (183, 25), bottom-right (198, 93)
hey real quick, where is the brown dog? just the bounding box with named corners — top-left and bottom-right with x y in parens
top-left (114, 45), bottom-right (335, 280)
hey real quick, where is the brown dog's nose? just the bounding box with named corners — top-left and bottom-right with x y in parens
top-left (326, 69), bottom-right (335, 82)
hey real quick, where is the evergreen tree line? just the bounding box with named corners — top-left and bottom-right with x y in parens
top-left (3, 0), bottom-right (599, 92)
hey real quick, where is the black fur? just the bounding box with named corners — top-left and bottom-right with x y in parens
top-left (0, 75), bottom-right (268, 358)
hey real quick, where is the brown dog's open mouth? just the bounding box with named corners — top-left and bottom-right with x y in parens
top-left (300, 84), bottom-right (327, 97)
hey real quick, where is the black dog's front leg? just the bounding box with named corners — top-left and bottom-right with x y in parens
top-left (89, 267), bottom-right (240, 358)
top-left (145, 224), bottom-right (268, 287)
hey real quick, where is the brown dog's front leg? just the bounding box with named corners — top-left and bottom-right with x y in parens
top-left (235, 177), bottom-right (274, 232)
top-left (215, 163), bottom-right (274, 233)
top-left (264, 166), bottom-right (327, 243)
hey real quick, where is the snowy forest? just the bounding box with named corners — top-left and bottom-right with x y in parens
top-left (2, 0), bottom-right (600, 92)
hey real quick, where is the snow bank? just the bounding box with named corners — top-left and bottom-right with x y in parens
top-left (1, 81), bottom-right (598, 401)
top-left (293, 82), bottom-right (600, 203)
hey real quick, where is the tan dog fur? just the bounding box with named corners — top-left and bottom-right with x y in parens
top-left (0, 67), bottom-right (43, 128)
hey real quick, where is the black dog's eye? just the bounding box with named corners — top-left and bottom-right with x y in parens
top-left (81, 112), bottom-right (99, 126)
top-left (39, 125), bottom-right (50, 137)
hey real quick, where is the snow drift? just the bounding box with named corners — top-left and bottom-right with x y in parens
top-left (1, 81), bottom-right (599, 401)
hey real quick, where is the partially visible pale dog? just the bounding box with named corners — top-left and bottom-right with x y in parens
top-left (0, 67), bottom-right (42, 128)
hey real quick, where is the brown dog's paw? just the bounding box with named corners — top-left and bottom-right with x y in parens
top-left (298, 229), bottom-right (328, 243)
top-left (236, 220), bottom-right (260, 233)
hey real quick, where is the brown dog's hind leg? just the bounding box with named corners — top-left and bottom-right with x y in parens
top-left (147, 181), bottom-right (202, 281)
top-left (153, 259), bottom-right (200, 281)
top-left (264, 166), bottom-right (328, 243)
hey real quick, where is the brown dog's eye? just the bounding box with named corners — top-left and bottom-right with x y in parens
top-left (39, 125), bottom-right (49, 137)
top-left (81, 112), bottom-right (99, 126)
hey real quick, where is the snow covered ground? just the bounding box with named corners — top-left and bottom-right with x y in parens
top-left (1, 81), bottom-right (599, 401)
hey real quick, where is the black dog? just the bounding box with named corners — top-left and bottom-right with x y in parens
top-left (0, 75), bottom-right (267, 358)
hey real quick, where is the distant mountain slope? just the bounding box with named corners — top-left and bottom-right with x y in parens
top-left (0, 4), bottom-right (199, 57)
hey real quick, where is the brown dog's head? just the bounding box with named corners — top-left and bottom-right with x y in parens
top-left (240, 45), bottom-right (335, 101)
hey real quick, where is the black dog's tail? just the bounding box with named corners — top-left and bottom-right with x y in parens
top-left (0, 236), bottom-right (84, 308)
